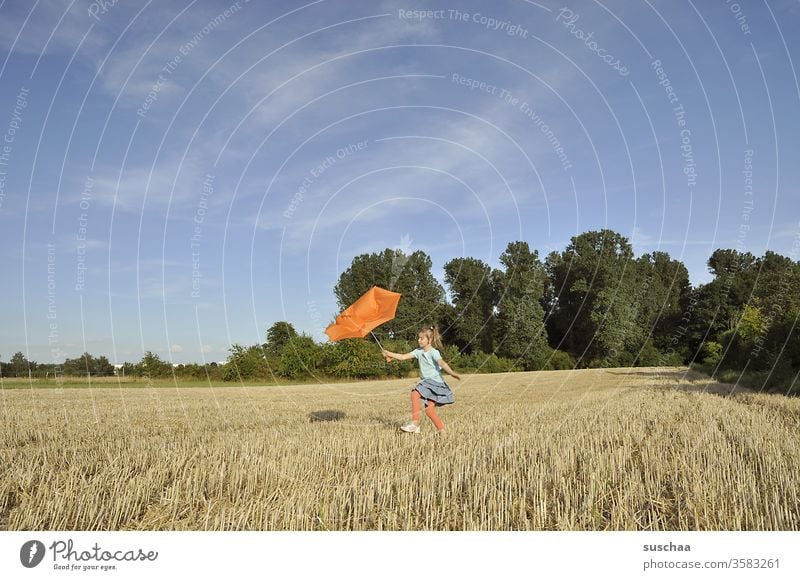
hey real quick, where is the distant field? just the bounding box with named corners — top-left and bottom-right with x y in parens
top-left (1, 367), bottom-right (798, 530)
top-left (0, 375), bottom-right (365, 389)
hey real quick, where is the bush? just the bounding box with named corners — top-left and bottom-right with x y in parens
top-left (320, 339), bottom-right (383, 379)
top-left (442, 344), bottom-right (462, 367)
top-left (460, 351), bottom-right (518, 373)
top-left (138, 351), bottom-right (172, 378)
top-left (278, 335), bottom-right (322, 379)
top-left (378, 338), bottom-right (417, 378)
top-left (614, 351), bottom-right (636, 368)
top-left (546, 349), bottom-right (576, 370)
top-left (658, 350), bottom-right (685, 367)
top-left (175, 363), bottom-right (225, 381)
top-left (760, 357), bottom-right (797, 393)
top-left (700, 341), bottom-right (723, 367)
top-left (485, 354), bottom-right (518, 373)
top-left (224, 344), bottom-right (273, 381)
top-left (635, 340), bottom-right (662, 367)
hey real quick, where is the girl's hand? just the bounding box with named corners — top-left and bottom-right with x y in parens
top-left (381, 349), bottom-right (392, 362)
top-left (451, 373), bottom-right (461, 381)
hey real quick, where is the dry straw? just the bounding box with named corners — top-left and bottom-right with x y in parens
top-left (1, 368), bottom-right (798, 530)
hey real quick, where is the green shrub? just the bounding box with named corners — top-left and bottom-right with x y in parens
top-left (485, 354), bottom-right (518, 373)
top-left (701, 341), bottom-right (723, 367)
top-left (379, 338), bottom-right (416, 378)
top-left (224, 344), bottom-right (273, 381)
top-left (442, 344), bottom-right (462, 367)
top-left (278, 335), bottom-right (322, 379)
top-left (546, 349), bottom-right (576, 370)
top-left (635, 340), bottom-right (662, 367)
top-left (320, 339), bottom-right (383, 379)
top-left (460, 350), bottom-right (517, 373)
top-left (615, 351), bottom-right (635, 368)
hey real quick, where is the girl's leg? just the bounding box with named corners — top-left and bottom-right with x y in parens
top-left (411, 389), bottom-right (422, 424)
top-left (425, 400), bottom-right (445, 431)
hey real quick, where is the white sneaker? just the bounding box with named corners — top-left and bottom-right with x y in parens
top-left (400, 422), bottom-right (420, 433)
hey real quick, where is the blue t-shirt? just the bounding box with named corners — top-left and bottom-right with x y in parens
top-left (412, 348), bottom-right (444, 381)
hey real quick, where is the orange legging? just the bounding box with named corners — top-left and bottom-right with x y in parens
top-left (411, 389), bottom-right (445, 431)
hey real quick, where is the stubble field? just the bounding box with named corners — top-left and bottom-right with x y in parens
top-left (1, 367), bottom-right (798, 530)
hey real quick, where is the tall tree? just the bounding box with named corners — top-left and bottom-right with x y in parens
top-left (138, 351), bottom-right (171, 378)
top-left (545, 230), bottom-right (638, 363)
top-left (688, 249), bottom-right (758, 360)
top-left (635, 251), bottom-right (692, 354)
top-left (62, 352), bottom-right (113, 376)
top-left (443, 257), bottom-right (495, 353)
top-left (747, 252), bottom-right (800, 374)
top-left (93, 355), bottom-right (115, 376)
top-left (8, 351), bottom-right (32, 378)
top-left (494, 241), bottom-right (549, 369)
top-left (266, 321), bottom-right (297, 357)
top-left (689, 249), bottom-right (800, 380)
top-left (751, 251), bottom-right (800, 318)
top-left (334, 249), bottom-right (445, 341)
top-left (224, 344), bottom-right (271, 381)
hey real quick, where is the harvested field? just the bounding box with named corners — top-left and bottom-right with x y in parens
top-left (1, 367), bottom-right (798, 530)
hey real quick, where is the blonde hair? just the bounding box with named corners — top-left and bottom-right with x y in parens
top-left (419, 325), bottom-right (444, 351)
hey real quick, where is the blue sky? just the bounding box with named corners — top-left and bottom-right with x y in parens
top-left (0, 0), bottom-right (798, 364)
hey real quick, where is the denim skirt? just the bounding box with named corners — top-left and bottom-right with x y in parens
top-left (413, 378), bottom-right (454, 406)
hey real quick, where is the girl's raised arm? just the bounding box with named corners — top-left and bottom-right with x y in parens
top-left (382, 349), bottom-right (415, 361)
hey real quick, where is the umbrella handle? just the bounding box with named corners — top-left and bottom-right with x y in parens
top-left (370, 332), bottom-right (392, 362)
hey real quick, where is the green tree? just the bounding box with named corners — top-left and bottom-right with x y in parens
top-left (752, 251), bottom-right (800, 315)
top-left (736, 301), bottom-right (768, 343)
top-left (138, 351), bottom-right (171, 378)
top-left (93, 355), bottom-right (115, 376)
top-left (433, 302), bottom-right (460, 351)
top-left (545, 230), bottom-right (638, 364)
top-left (334, 249), bottom-right (445, 341)
top-left (224, 344), bottom-right (272, 381)
top-left (443, 257), bottom-right (495, 353)
top-left (700, 341), bottom-right (723, 366)
top-left (688, 249), bottom-right (759, 363)
top-left (61, 354), bottom-right (84, 376)
top-left (590, 285), bottom-right (642, 365)
top-left (265, 321), bottom-right (297, 357)
top-left (761, 316), bottom-right (800, 392)
top-left (635, 251), bottom-right (692, 354)
top-left (120, 362), bottom-right (137, 378)
top-left (320, 339), bottom-right (383, 379)
top-left (61, 352), bottom-right (114, 377)
top-left (8, 351), bottom-right (31, 378)
top-left (494, 241), bottom-right (549, 370)
top-left (278, 335), bottom-right (322, 379)
top-left (684, 248), bottom-right (800, 391)
top-left (746, 252), bottom-right (800, 372)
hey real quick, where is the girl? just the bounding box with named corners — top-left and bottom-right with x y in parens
top-left (382, 325), bottom-right (461, 434)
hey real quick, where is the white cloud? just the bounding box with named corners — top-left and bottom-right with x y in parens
top-left (170, 343), bottom-right (183, 353)
top-left (0, 1), bottom-right (106, 62)
top-left (88, 151), bottom-right (213, 212)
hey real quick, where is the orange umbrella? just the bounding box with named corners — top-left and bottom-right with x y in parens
top-left (325, 286), bottom-right (401, 349)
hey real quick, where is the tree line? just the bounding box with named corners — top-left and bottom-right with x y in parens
top-left (4, 229), bottom-right (798, 393)
top-left (0, 350), bottom-right (226, 381)
top-left (223, 229), bottom-right (799, 393)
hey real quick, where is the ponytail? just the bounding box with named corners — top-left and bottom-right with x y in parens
top-left (420, 325), bottom-right (444, 351)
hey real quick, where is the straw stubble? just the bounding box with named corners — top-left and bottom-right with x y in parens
top-left (0, 368), bottom-right (797, 530)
